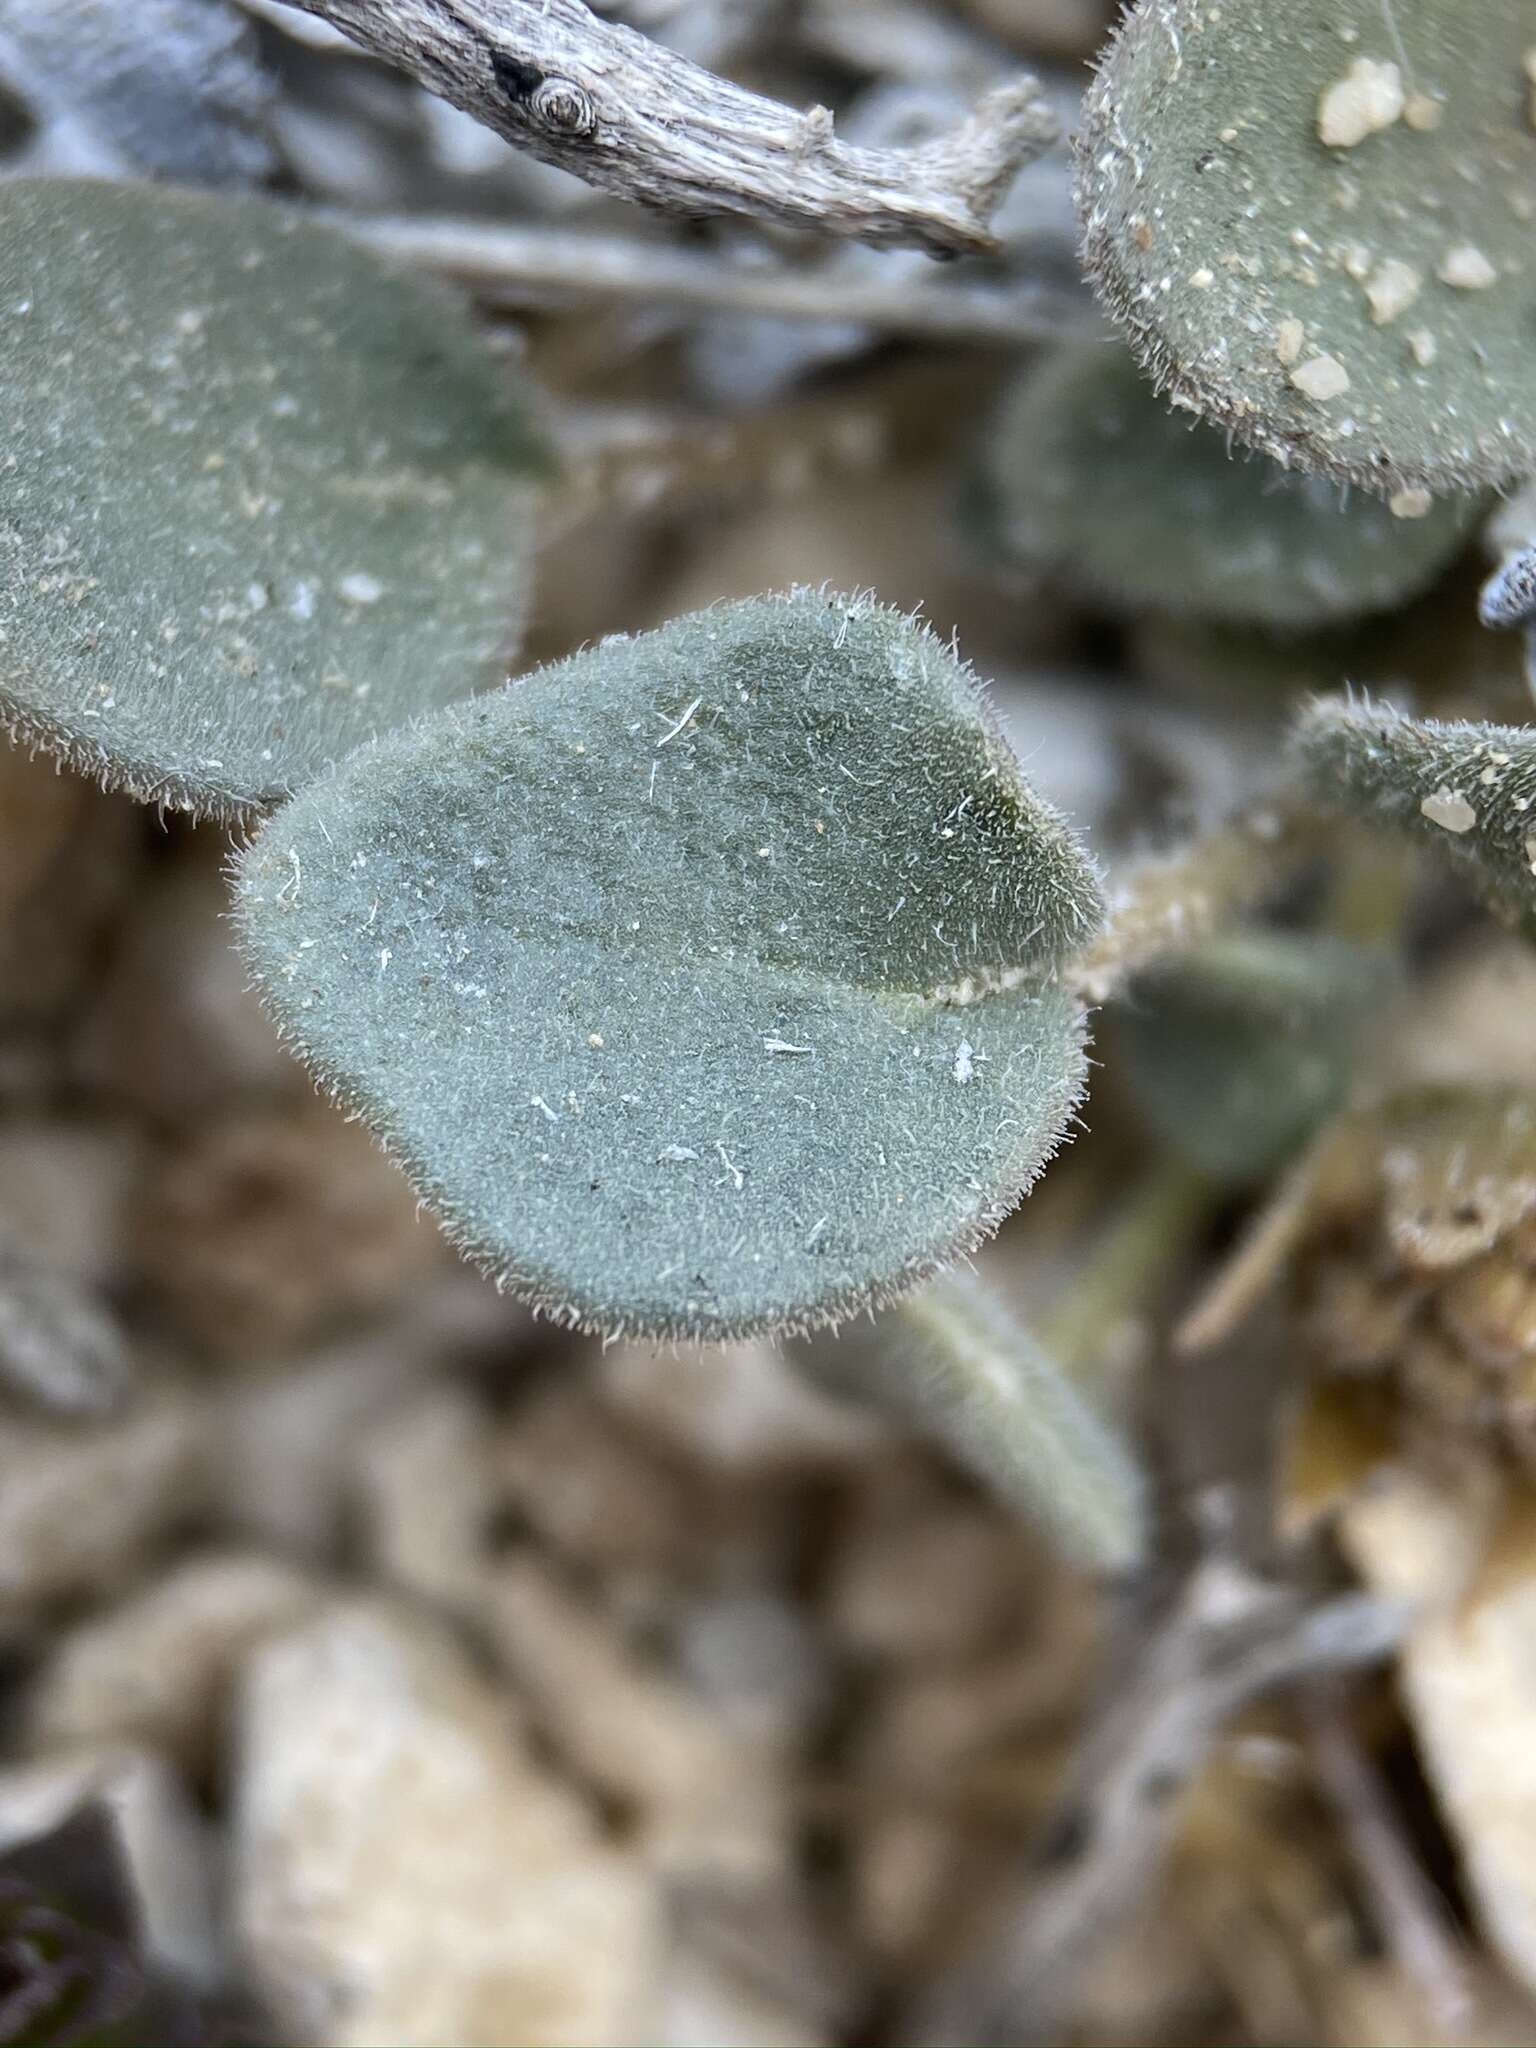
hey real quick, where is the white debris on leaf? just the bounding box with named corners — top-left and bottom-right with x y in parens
top-left (1316, 57), bottom-right (1404, 149)
top-left (1439, 245), bottom-right (1498, 290)
top-left (1364, 257), bottom-right (1422, 326)
top-left (1389, 487), bottom-right (1433, 520)
top-left (1274, 316), bottom-right (1306, 365)
top-left (1421, 785), bottom-right (1478, 834)
top-left (1290, 353), bottom-right (1350, 401)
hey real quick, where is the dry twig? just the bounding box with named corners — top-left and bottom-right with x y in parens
top-left (277, 0), bottom-right (1057, 254)
top-left (331, 212), bottom-right (1092, 344)
top-left (906, 1562), bottom-right (1410, 2046)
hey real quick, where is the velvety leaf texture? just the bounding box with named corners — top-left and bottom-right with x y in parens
top-left (1078, 0), bottom-right (1536, 494)
top-left (1294, 700), bottom-right (1536, 921)
top-left (985, 346), bottom-right (1476, 629)
top-left (793, 1272), bottom-right (1146, 1573)
top-left (0, 178), bottom-right (546, 818)
top-left (235, 592), bottom-right (1104, 1340)
top-left (1117, 931), bottom-right (1387, 1185)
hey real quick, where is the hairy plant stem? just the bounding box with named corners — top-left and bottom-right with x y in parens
top-left (1039, 1155), bottom-right (1219, 1393)
top-left (794, 1272), bottom-right (1147, 1575)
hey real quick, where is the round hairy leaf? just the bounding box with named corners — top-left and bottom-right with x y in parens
top-left (1294, 699), bottom-right (1536, 922)
top-left (984, 346), bottom-right (1477, 628)
top-left (1078, 1), bottom-right (1536, 494)
top-left (0, 178), bottom-right (546, 819)
top-left (1117, 931), bottom-right (1386, 1184)
top-left (235, 592), bottom-right (1103, 1341)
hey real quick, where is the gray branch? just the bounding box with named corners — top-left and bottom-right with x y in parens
top-left (330, 212), bottom-right (1093, 344)
top-left (276, 0), bottom-right (1058, 255)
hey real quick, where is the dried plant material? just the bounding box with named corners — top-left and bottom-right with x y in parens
top-left (981, 346), bottom-right (1474, 629)
top-left (1220, 1088), bottom-right (1536, 1495)
top-left (347, 1384), bottom-right (498, 1615)
top-left (68, 845), bottom-right (301, 1124)
top-left (26, 1553), bottom-right (321, 1775)
top-left (908, 1560), bottom-right (1409, 2045)
top-left (487, 1380), bottom-right (703, 1582)
top-left (0, 1800), bottom-right (250, 2046)
top-left (1345, 1472), bottom-right (1536, 2006)
top-left (132, 1097), bottom-right (446, 1362)
top-left (0, 178), bottom-right (544, 818)
top-left (0, 743), bottom-right (92, 931)
top-left (340, 211), bottom-right (1093, 351)
top-left (232, 1601), bottom-right (660, 2045)
top-left (282, 0), bottom-right (1058, 256)
top-left (486, 1558), bottom-right (787, 1880)
top-left (0, 1250), bottom-right (130, 1418)
top-left (237, 592), bottom-right (1102, 1341)
top-left (0, 1387), bottom-right (204, 1621)
top-left (599, 1340), bottom-right (885, 1474)
top-left (1078, 0), bottom-right (1536, 493)
top-left (0, 1747), bottom-right (220, 1989)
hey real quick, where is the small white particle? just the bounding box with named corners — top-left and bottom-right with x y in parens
top-left (587, 1032), bottom-right (605, 1048)
top-left (1364, 257), bottom-right (1422, 325)
top-left (1420, 786), bottom-right (1477, 833)
top-left (1438, 244), bottom-right (1498, 290)
top-left (1408, 327), bottom-right (1438, 367)
top-left (1274, 317), bottom-right (1306, 365)
top-left (1389, 487), bottom-right (1433, 520)
top-left (1189, 267), bottom-right (1215, 289)
top-left (338, 571), bottom-right (385, 604)
top-left (657, 1144), bottom-right (699, 1164)
top-left (1290, 353), bottom-right (1350, 400)
top-left (953, 1040), bottom-right (976, 1085)
top-left (1403, 92), bottom-right (1444, 131)
top-left (1317, 57), bottom-right (1404, 149)
top-left (763, 1036), bottom-right (815, 1055)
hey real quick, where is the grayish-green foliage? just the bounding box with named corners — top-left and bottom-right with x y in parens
top-left (1118, 931), bottom-right (1385, 1184)
top-left (0, 178), bottom-right (546, 819)
top-left (236, 592), bottom-right (1104, 1341)
top-left (982, 345), bottom-right (1477, 628)
top-left (1078, 0), bottom-right (1536, 494)
top-left (1294, 699), bottom-right (1536, 921)
top-left (793, 1271), bottom-right (1146, 1574)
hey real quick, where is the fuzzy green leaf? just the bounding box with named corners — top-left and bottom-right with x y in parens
top-left (982, 345), bottom-right (1476, 628)
top-left (235, 592), bottom-right (1103, 1341)
top-left (0, 178), bottom-right (546, 819)
top-left (1293, 699), bottom-right (1536, 920)
top-left (1078, 1), bottom-right (1536, 494)
top-left (1116, 931), bottom-right (1387, 1185)
top-left (792, 1272), bottom-right (1147, 1574)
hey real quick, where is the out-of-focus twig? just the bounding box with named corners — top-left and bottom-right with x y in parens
top-left (1304, 1685), bottom-right (1479, 2044)
top-left (904, 1562), bottom-right (1410, 2047)
top-left (277, 0), bottom-right (1058, 254)
top-left (326, 211), bottom-right (1094, 344)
